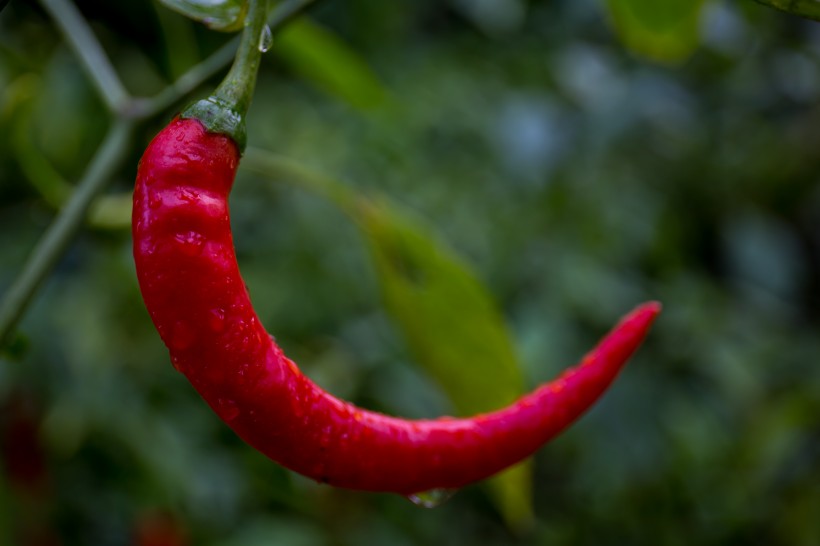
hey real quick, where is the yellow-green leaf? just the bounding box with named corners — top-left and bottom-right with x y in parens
top-left (275, 19), bottom-right (388, 109)
top-left (606, 0), bottom-right (708, 62)
top-left (354, 198), bottom-right (533, 529)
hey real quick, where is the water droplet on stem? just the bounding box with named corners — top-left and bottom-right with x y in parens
top-left (258, 25), bottom-right (273, 53)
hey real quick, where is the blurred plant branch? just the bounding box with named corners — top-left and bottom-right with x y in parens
top-left (752, 0), bottom-right (820, 20)
top-left (39, 0), bottom-right (131, 113)
top-left (0, 120), bottom-right (133, 348)
top-left (134, 0), bottom-right (319, 118)
top-left (0, 0), bottom-right (322, 348)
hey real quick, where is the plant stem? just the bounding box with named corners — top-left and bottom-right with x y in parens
top-left (180, 0), bottom-right (270, 149)
top-left (212, 0), bottom-right (269, 115)
top-left (133, 40), bottom-right (238, 119)
top-left (752, 0), bottom-right (820, 20)
top-left (39, 0), bottom-right (130, 113)
top-left (131, 0), bottom-right (323, 119)
top-left (0, 121), bottom-right (133, 348)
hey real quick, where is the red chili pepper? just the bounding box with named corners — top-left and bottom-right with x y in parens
top-left (133, 116), bottom-right (660, 495)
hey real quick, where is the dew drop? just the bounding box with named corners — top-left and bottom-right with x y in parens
top-left (208, 308), bottom-right (226, 332)
top-left (258, 25), bottom-right (273, 52)
top-left (169, 321), bottom-right (196, 351)
top-left (406, 488), bottom-right (457, 509)
top-left (141, 241), bottom-right (158, 257)
top-left (171, 355), bottom-right (186, 373)
top-left (318, 429), bottom-right (332, 449)
top-left (178, 188), bottom-right (200, 203)
top-left (174, 231), bottom-right (205, 257)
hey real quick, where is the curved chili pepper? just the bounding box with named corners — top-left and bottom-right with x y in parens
top-left (133, 117), bottom-right (660, 494)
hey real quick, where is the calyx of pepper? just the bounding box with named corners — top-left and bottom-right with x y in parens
top-left (181, 97), bottom-right (247, 152)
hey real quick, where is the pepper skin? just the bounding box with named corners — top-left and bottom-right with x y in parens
top-left (133, 117), bottom-right (660, 495)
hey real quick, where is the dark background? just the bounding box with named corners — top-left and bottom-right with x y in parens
top-left (1, 0), bottom-right (819, 544)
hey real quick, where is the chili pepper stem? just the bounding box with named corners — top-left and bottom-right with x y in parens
top-left (181, 0), bottom-right (268, 151)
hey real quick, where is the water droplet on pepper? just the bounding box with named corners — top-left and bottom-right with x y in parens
top-left (174, 231), bottom-right (205, 257)
top-left (406, 488), bottom-right (457, 508)
top-left (208, 308), bottom-right (226, 332)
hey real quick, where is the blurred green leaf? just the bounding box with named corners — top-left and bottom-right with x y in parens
top-left (275, 19), bottom-right (388, 109)
top-left (153, 2), bottom-right (201, 79)
top-left (605, 0), bottom-right (707, 62)
top-left (158, 0), bottom-right (248, 32)
top-left (449, 0), bottom-right (527, 36)
top-left (0, 331), bottom-right (29, 362)
top-left (353, 199), bottom-right (533, 528)
top-left (354, 199), bottom-right (524, 417)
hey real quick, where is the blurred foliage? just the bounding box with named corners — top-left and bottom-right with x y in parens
top-left (1, 0), bottom-right (820, 545)
top-left (605, 0), bottom-right (707, 61)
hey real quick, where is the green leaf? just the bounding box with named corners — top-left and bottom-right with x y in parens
top-left (158, 0), bottom-right (248, 32)
top-left (275, 19), bottom-right (388, 109)
top-left (353, 198), bottom-right (533, 529)
top-left (355, 199), bottom-right (524, 414)
top-left (605, 0), bottom-right (708, 62)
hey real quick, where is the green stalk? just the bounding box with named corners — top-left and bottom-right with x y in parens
top-left (39, 0), bottom-right (130, 113)
top-left (181, 0), bottom-right (269, 151)
top-left (0, 120), bottom-right (133, 348)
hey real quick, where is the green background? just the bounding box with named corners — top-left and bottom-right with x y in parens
top-left (1, 0), bottom-right (819, 544)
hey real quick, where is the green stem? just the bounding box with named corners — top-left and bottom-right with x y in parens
top-left (39, 0), bottom-right (130, 113)
top-left (0, 121), bottom-right (134, 348)
top-left (181, 0), bottom-right (269, 150)
top-left (129, 0), bottom-right (323, 119)
top-left (752, 0), bottom-right (820, 20)
top-left (213, 0), bottom-right (268, 115)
